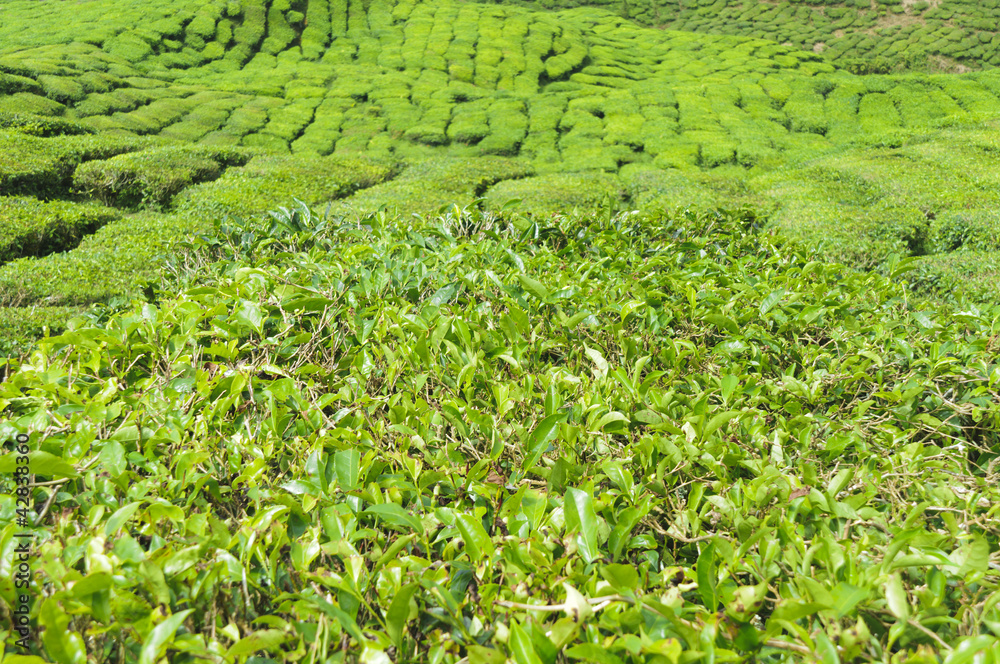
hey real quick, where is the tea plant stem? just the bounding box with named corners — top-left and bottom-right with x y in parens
top-left (34, 486), bottom-right (60, 525)
top-left (907, 619), bottom-right (953, 651)
top-left (29, 477), bottom-right (71, 487)
top-left (499, 594), bottom-right (664, 610)
top-left (762, 639), bottom-right (816, 658)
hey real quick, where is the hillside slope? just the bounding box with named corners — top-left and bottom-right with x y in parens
top-left (496, 0), bottom-right (1000, 71)
top-left (1, 0), bottom-right (999, 346)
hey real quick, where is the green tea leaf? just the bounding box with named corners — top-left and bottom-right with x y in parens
top-left (702, 410), bottom-right (741, 439)
top-left (759, 289), bottom-right (785, 316)
top-left (366, 503), bottom-right (424, 535)
top-left (335, 448), bottom-right (360, 490)
top-left (522, 412), bottom-right (566, 473)
top-left (386, 584), bottom-right (419, 649)
top-left (885, 574), bottom-right (909, 620)
top-left (138, 610), bottom-right (194, 664)
top-left (40, 598), bottom-right (86, 664)
top-left (104, 502), bottom-right (141, 537)
top-left (517, 274), bottom-right (550, 301)
top-left (99, 440), bottom-right (127, 478)
top-left (703, 313), bottom-right (738, 334)
top-left (696, 542), bottom-right (718, 612)
top-left (830, 583), bottom-right (869, 618)
top-left (0, 451), bottom-right (78, 478)
top-left (564, 487), bottom-right (598, 563)
top-left (600, 564), bottom-right (638, 591)
top-left (455, 512), bottom-right (494, 563)
top-left (584, 345), bottom-right (609, 379)
top-left (509, 622), bottom-right (543, 664)
top-left (226, 630), bottom-right (288, 658)
top-left (950, 536), bottom-right (990, 576)
top-left (565, 644), bottom-right (623, 664)
top-left (429, 283), bottom-right (459, 306)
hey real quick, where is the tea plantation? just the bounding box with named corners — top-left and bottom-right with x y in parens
top-left (504, 0), bottom-right (1000, 73)
top-left (1, 0), bottom-right (1000, 662)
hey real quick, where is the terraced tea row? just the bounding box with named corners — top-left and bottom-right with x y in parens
top-left (503, 0), bottom-right (1000, 71)
top-left (6, 1), bottom-right (1000, 171)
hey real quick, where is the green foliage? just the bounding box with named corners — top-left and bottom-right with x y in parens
top-left (0, 71), bottom-right (43, 96)
top-left (159, 94), bottom-right (244, 142)
top-left (909, 249), bottom-right (1000, 303)
top-left (3, 203), bottom-right (1000, 663)
top-left (0, 113), bottom-right (94, 137)
top-left (36, 74), bottom-right (87, 104)
top-left (0, 130), bottom-right (83, 198)
top-left (0, 196), bottom-right (119, 263)
top-left (0, 305), bottom-right (82, 356)
top-left (1, 0), bottom-right (998, 297)
top-left (301, 0), bottom-right (332, 60)
top-left (447, 98), bottom-right (491, 145)
top-left (73, 145), bottom-right (253, 208)
top-left (261, 3), bottom-right (297, 55)
top-left (479, 98), bottom-right (529, 156)
top-left (484, 171), bottom-right (624, 217)
top-left (0, 92), bottom-right (65, 117)
top-left (4, 4), bottom-right (1000, 662)
top-left (104, 32), bottom-right (155, 63)
top-left (931, 209), bottom-right (1000, 253)
top-left (620, 164), bottom-right (718, 210)
top-left (0, 210), bottom-right (203, 307)
top-left (175, 152), bottom-right (398, 218)
top-left (333, 156), bottom-right (534, 215)
top-left (497, 0), bottom-right (1000, 72)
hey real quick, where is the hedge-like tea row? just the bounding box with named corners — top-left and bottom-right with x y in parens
top-left (0, 130), bottom-right (151, 198)
top-left (0, 197), bottom-right (120, 263)
top-left (73, 145), bottom-right (252, 208)
top-left (483, 171), bottom-right (625, 217)
top-left (174, 152), bottom-right (399, 218)
top-left (0, 210), bottom-right (205, 308)
top-left (330, 156), bottom-right (535, 215)
top-left (0, 112), bottom-right (94, 137)
top-left (0, 304), bottom-right (82, 356)
top-left (500, 0), bottom-right (1000, 70)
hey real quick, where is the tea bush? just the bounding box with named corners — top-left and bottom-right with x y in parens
top-left (331, 156), bottom-right (534, 215)
top-left (0, 197), bottom-right (120, 263)
top-left (301, 0), bottom-right (332, 60)
top-left (0, 92), bottom-right (65, 117)
top-left (0, 210), bottom-right (204, 307)
top-left (0, 305), bottom-right (82, 357)
top-left (931, 209), bottom-right (1000, 253)
top-left (483, 171), bottom-right (624, 217)
top-left (0, 130), bottom-right (147, 198)
top-left (910, 249), bottom-right (1000, 303)
top-left (620, 163), bottom-right (719, 210)
top-left (73, 145), bottom-right (253, 208)
top-left (174, 152), bottom-right (399, 218)
top-left (0, 113), bottom-right (94, 137)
